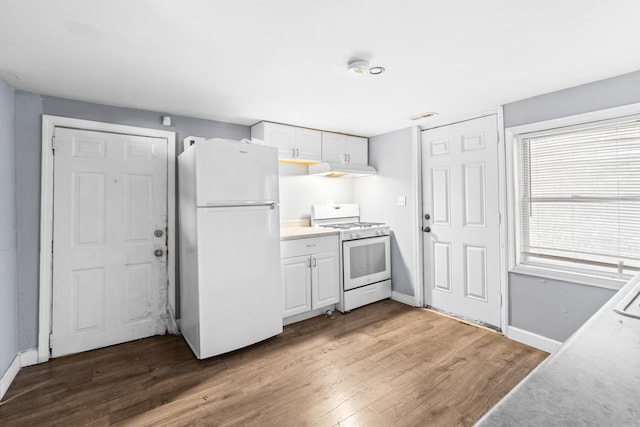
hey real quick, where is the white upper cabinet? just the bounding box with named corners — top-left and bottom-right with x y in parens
top-left (345, 135), bottom-right (368, 166)
top-left (294, 127), bottom-right (322, 162)
top-left (321, 132), bottom-right (347, 163)
top-left (321, 132), bottom-right (368, 166)
top-left (251, 122), bottom-right (321, 163)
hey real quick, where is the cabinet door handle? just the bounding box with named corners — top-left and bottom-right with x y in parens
top-left (297, 148), bottom-right (300, 157)
top-left (312, 257), bottom-right (317, 267)
top-left (307, 258), bottom-right (311, 268)
top-left (344, 153), bottom-right (348, 163)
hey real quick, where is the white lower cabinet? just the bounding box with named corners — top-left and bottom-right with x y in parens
top-left (281, 255), bottom-right (312, 317)
top-left (281, 236), bottom-right (339, 319)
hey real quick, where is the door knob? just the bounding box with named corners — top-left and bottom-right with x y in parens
top-left (424, 214), bottom-right (431, 220)
top-left (154, 230), bottom-right (164, 238)
top-left (422, 226), bottom-right (431, 233)
top-left (154, 249), bottom-right (163, 257)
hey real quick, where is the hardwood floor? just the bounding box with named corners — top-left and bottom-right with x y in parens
top-left (0, 300), bottom-right (547, 426)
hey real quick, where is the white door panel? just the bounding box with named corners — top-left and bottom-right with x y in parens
top-left (422, 115), bottom-right (501, 328)
top-left (266, 122), bottom-right (296, 159)
top-left (311, 251), bottom-right (339, 309)
top-left (345, 135), bottom-right (368, 165)
top-left (51, 127), bottom-right (168, 357)
top-left (196, 206), bottom-right (282, 356)
top-left (294, 127), bottom-right (322, 161)
top-left (343, 236), bottom-right (391, 291)
top-left (282, 255), bottom-right (312, 317)
top-left (322, 131), bottom-right (347, 163)
top-left (194, 140), bottom-right (279, 205)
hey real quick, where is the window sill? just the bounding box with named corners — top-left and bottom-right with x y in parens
top-left (509, 265), bottom-right (627, 291)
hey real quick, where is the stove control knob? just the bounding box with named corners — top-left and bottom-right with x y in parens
top-left (375, 230), bottom-right (382, 236)
top-left (355, 233), bottom-right (361, 239)
top-left (350, 233), bottom-right (357, 239)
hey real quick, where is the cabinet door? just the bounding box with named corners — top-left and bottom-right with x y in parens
top-left (266, 123), bottom-right (296, 160)
top-left (311, 250), bottom-right (340, 309)
top-left (345, 135), bottom-right (368, 165)
top-left (321, 132), bottom-right (347, 163)
top-left (282, 255), bottom-right (311, 317)
top-left (294, 128), bottom-right (322, 162)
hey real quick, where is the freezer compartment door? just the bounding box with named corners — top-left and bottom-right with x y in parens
top-left (196, 205), bottom-right (282, 358)
top-left (195, 140), bottom-right (279, 206)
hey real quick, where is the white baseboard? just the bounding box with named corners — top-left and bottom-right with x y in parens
top-left (391, 291), bottom-right (417, 307)
top-left (20, 349), bottom-right (39, 367)
top-left (1, 354), bottom-right (21, 400)
top-left (506, 326), bottom-right (562, 354)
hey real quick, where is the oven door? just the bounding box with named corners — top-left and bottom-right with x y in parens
top-left (343, 235), bottom-right (391, 291)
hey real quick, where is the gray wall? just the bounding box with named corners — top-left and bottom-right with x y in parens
top-left (354, 127), bottom-right (418, 297)
top-left (504, 70), bottom-right (640, 341)
top-left (509, 273), bottom-right (616, 342)
top-left (504, 70), bottom-right (640, 128)
top-left (0, 80), bottom-right (19, 377)
top-left (14, 92), bottom-right (250, 351)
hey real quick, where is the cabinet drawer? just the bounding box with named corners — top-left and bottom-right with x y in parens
top-left (343, 280), bottom-right (392, 311)
top-left (281, 235), bottom-right (338, 258)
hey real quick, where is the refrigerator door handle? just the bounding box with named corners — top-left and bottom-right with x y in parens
top-left (203, 201), bottom-right (277, 209)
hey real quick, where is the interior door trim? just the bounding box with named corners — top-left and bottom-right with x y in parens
top-left (38, 115), bottom-right (176, 363)
top-left (418, 107), bottom-right (508, 334)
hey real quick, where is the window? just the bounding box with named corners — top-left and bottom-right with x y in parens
top-left (516, 116), bottom-right (640, 282)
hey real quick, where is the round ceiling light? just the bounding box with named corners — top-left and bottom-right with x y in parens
top-left (347, 59), bottom-right (370, 75)
top-left (368, 66), bottom-right (385, 75)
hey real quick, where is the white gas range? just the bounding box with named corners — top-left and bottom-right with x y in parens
top-left (311, 204), bottom-right (392, 312)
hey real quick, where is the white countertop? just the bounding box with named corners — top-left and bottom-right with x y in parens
top-left (280, 226), bottom-right (339, 241)
top-left (476, 273), bottom-right (640, 426)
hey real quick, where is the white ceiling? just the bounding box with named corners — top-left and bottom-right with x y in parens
top-left (1, 1), bottom-right (640, 137)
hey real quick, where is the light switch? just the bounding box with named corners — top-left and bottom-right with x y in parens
top-left (397, 196), bottom-right (406, 207)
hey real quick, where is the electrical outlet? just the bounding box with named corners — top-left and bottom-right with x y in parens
top-left (397, 196), bottom-right (406, 207)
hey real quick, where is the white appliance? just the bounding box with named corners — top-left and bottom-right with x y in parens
top-left (178, 138), bottom-right (282, 359)
top-left (311, 204), bottom-right (392, 312)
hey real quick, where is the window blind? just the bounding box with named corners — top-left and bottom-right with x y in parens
top-left (520, 117), bottom-right (640, 273)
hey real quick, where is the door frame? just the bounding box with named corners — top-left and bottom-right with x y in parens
top-left (418, 107), bottom-right (508, 332)
top-left (38, 115), bottom-right (176, 363)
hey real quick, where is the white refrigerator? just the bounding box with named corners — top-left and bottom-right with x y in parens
top-left (178, 138), bottom-right (282, 359)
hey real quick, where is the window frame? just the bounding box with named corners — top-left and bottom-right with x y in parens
top-left (506, 103), bottom-right (640, 290)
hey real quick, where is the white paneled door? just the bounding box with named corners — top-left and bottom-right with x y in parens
top-left (51, 127), bottom-right (168, 357)
top-left (421, 115), bottom-right (501, 328)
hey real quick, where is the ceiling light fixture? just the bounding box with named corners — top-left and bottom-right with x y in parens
top-left (408, 112), bottom-right (439, 120)
top-left (347, 59), bottom-right (370, 75)
top-left (368, 66), bottom-right (385, 75)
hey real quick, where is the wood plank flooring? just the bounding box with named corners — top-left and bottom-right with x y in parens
top-left (0, 300), bottom-right (547, 426)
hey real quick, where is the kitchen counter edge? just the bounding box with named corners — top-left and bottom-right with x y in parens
top-left (475, 272), bottom-right (640, 426)
top-left (280, 227), bottom-right (340, 241)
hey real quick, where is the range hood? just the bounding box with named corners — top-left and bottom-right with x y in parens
top-left (308, 162), bottom-right (377, 178)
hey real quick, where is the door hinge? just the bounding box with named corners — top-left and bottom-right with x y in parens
top-left (49, 333), bottom-right (54, 348)
top-left (498, 212), bottom-right (501, 225)
top-left (500, 293), bottom-right (503, 307)
top-left (51, 136), bottom-right (56, 151)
